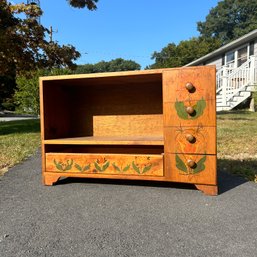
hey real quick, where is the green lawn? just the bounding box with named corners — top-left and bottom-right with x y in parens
top-left (0, 112), bottom-right (256, 182)
top-left (217, 111), bottom-right (257, 182)
top-left (0, 119), bottom-right (40, 176)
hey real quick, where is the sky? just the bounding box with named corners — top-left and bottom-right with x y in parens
top-left (12, 0), bottom-right (219, 68)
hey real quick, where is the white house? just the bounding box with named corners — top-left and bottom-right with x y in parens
top-left (186, 29), bottom-right (257, 111)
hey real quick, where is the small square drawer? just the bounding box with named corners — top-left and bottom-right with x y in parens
top-left (163, 99), bottom-right (216, 127)
top-left (163, 67), bottom-right (216, 103)
top-left (46, 153), bottom-right (164, 177)
top-left (164, 126), bottom-right (216, 154)
top-left (165, 153), bottom-right (216, 185)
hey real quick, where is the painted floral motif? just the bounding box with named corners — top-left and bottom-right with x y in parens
top-left (174, 124), bottom-right (207, 175)
top-left (94, 157), bottom-right (110, 172)
top-left (175, 154), bottom-right (206, 175)
top-left (175, 98), bottom-right (206, 120)
top-left (53, 159), bottom-right (73, 171)
top-left (175, 124), bottom-right (207, 154)
top-left (53, 156), bottom-right (154, 175)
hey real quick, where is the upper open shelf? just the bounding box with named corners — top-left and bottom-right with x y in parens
top-left (43, 136), bottom-right (164, 146)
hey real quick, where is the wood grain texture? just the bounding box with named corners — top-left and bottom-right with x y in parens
top-left (163, 99), bottom-right (216, 127)
top-left (44, 135), bottom-right (164, 146)
top-left (70, 82), bottom-right (163, 137)
top-left (41, 81), bottom-right (72, 139)
top-left (93, 115), bottom-right (163, 137)
top-left (46, 153), bottom-right (164, 176)
top-left (165, 153), bottom-right (217, 185)
top-left (43, 173), bottom-right (60, 186)
top-left (164, 126), bottom-right (216, 154)
top-left (195, 184), bottom-right (218, 196)
top-left (162, 66), bottom-right (216, 103)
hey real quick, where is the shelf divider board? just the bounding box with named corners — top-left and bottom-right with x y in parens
top-left (43, 135), bottom-right (164, 146)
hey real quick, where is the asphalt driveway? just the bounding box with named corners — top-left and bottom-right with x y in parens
top-left (0, 151), bottom-right (257, 257)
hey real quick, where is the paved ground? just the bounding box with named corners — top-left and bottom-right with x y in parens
top-left (0, 152), bottom-right (257, 257)
top-left (0, 115), bottom-right (38, 122)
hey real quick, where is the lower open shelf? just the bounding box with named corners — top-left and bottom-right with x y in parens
top-left (43, 135), bottom-right (164, 146)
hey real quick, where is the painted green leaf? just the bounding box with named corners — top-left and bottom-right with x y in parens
top-left (132, 161), bottom-right (141, 174)
top-left (75, 163), bottom-right (82, 171)
top-left (193, 155), bottom-right (206, 174)
top-left (191, 98), bottom-right (206, 119)
top-left (123, 164), bottom-right (130, 172)
top-left (142, 164), bottom-right (152, 174)
top-left (64, 160), bottom-right (73, 171)
top-left (175, 101), bottom-right (188, 120)
top-left (83, 164), bottom-right (91, 171)
top-left (94, 162), bottom-right (102, 172)
top-left (102, 161), bottom-right (110, 171)
top-left (54, 159), bottom-right (63, 171)
top-left (175, 154), bottom-right (187, 173)
top-left (112, 163), bottom-right (121, 172)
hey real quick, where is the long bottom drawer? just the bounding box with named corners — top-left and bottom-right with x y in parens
top-left (46, 153), bottom-right (164, 177)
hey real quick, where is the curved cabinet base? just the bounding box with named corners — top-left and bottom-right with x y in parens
top-left (195, 184), bottom-right (218, 196)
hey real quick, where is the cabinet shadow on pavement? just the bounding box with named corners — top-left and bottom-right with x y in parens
top-left (55, 169), bottom-right (247, 195)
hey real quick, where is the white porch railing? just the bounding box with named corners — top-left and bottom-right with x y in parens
top-left (216, 56), bottom-right (255, 106)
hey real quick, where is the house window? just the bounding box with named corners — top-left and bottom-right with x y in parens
top-left (250, 41), bottom-right (254, 55)
top-left (224, 42), bottom-right (252, 68)
top-left (226, 51), bottom-right (235, 66)
top-left (237, 46), bottom-right (247, 66)
top-left (222, 53), bottom-right (225, 66)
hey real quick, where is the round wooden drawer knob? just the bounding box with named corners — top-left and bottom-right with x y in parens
top-left (185, 134), bottom-right (195, 143)
top-left (185, 82), bottom-right (195, 92)
top-left (186, 106), bottom-right (195, 115)
top-left (187, 160), bottom-right (196, 168)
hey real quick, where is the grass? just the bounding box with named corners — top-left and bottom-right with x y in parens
top-left (0, 111), bottom-right (256, 182)
top-left (0, 119), bottom-right (40, 176)
top-left (217, 110), bottom-right (257, 182)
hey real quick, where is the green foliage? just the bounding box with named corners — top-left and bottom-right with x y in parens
top-left (149, 0), bottom-right (257, 69)
top-left (197, 0), bottom-right (257, 44)
top-left (0, 0), bottom-right (80, 107)
top-left (14, 69), bottom-right (73, 115)
top-left (68, 0), bottom-right (98, 10)
top-left (149, 37), bottom-right (221, 68)
top-left (75, 58), bottom-right (141, 74)
top-left (0, 1), bottom-right (80, 76)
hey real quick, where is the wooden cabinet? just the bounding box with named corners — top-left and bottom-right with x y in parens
top-left (40, 66), bottom-right (217, 195)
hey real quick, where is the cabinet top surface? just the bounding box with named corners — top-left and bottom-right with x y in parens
top-left (40, 66), bottom-right (215, 82)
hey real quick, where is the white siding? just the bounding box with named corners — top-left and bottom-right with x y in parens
top-left (205, 56), bottom-right (223, 70)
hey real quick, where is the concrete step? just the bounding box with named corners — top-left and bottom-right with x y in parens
top-left (217, 106), bottom-right (232, 111)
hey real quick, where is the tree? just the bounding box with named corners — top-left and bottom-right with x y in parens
top-left (68, 0), bottom-right (98, 10)
top-left (75, 58), bottom-right (141, 74)
top-left (197, 0), bottom-right (257, 44)
top-left (14, 69), bottom-right (73, 115)
top-left (0, 1), bottom-right (80, 108)
top-left (149, 37), bottom-right (221, 69)
top-left (0, 1), bottom-right (80, 76)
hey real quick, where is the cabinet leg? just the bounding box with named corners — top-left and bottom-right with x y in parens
top-left (195, 184), bottom-right (218, 196)
top-left (43, 173), bottom-right (60, 186)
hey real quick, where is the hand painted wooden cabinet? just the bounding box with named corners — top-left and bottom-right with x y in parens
top-left (40, 66), bottom-right (217, 195)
